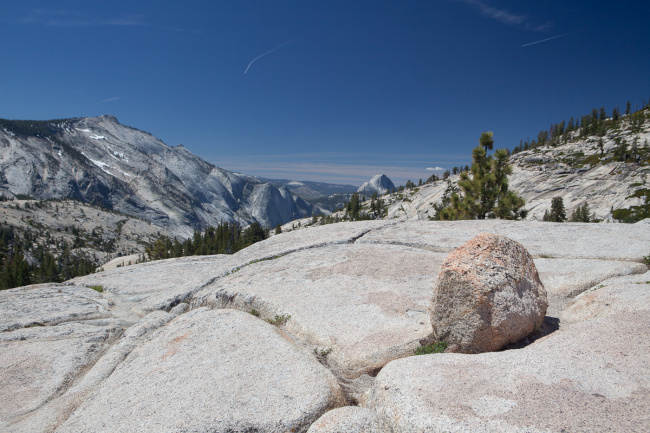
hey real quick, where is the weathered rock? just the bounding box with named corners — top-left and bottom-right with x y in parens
top-left (307, 407), bottom-right (391, 433)
top-left (72, 221), bottom-right (389, 316)
top-left (0, 285), bottom-right (110, 332)
top-left (535, 258), bottom-right (648, 316)
top-left (4, 311), bottom-right (173, 433)
top-left (430, 233), bottom-right (547, 353)
top-left (0, 321), bottom-right (122, 427)
top-left (56, 308), bottom-right (345, 433)
top-left (2, 219), bottom-right (648, 432)
top-left (561, 272), bottom-right (650, 324)
top-left (169, 302), bottom-right (189, 315)
top-left (193, 243), bottom-right (444, 380)
top-left (364, 309), bottom-right (650, 432)
top-left (359, 220), bottom-right (650, 260)
top-left (71, 254), bottom-right (236, 316)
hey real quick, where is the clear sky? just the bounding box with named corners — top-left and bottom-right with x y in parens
top-left (1, 1), bottom-right (648, 186)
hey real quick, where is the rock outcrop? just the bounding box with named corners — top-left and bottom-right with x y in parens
top-left (363, 306), bottom-right (650, 432)
top-left (56, 308), bottom-right (344, 433)
top-left (376, 114), bottom-right (650, 222)
top-left (0, 116), bottom-right (312, 236)
top-left (1, 220), bottom-right (648, 432)
top-left (307, 407), bottom-right (390, 433)
top-left (430, 233), bottom-right (547, 353)
top-left (357, 174), bottom-right (395, 197)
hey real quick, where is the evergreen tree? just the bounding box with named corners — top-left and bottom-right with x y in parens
top-left (431, 181), bottom-right (460, 220)
top-left (543, 197), bottom-right (567, 222)
top-left (537, 130), bottom-right (548, 145)
top-left (346, 193), bottom-right (361, 220)
top-left (614, 141), bottom-right (629, 161)
top-left (437, 134), bottom-right (525, 220)
top-left (479, 131), bottom-right (494, 153)
top-left (570, 203), bottom-right (592, 222)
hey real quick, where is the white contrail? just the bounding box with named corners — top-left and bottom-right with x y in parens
top-left (244, 35), bottom-right (303, 74)
top-left (521, 30), bottom-right (579, 47)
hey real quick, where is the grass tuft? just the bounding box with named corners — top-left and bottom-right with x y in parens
top-left (266, 314), bottom-right (291, 326)
top-left (414, 341), bottom-right (447, 355)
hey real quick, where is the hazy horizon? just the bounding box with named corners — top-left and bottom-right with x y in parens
top-left (1, 0), bottom-right (648, 186)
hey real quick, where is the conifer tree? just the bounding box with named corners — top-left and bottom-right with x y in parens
top-left (479, 131), bottom-right (494, 153)
top-left (543, 197), bottom-right (567, 222)
top-left (437, 134), bottom-right (525, 220)
top-left (570, 203), bottom-right (592, 222)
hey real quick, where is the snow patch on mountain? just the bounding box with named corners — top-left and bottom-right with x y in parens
top-left (0, 115), bottom-right (313, 237)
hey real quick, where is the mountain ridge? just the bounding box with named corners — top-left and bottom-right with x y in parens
top-left (0, 115), bottom-right (314, 237)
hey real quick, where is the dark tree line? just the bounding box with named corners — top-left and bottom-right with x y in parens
top-left (145, 221), bottom-right (269, 261)
top-left (0, 118), bottom-right (77, 138)
top-left (0, 225), bottom-right (96, 290)
top-left (543, 197), bottom-right (599, 223)
top-left (342, 192), bottom-right (388, 221)
top-left (511, 101), bottom-right (650, 154)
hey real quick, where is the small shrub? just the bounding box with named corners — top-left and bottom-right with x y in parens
top-left (266, 314), bottom-right (291, 326)
top-left (87, 285), bottom-right (104, 293)
top-left (249, 309), bottom-right (260, 317)
top-left (643, 255), bottom-right (650, 267)
top-left (414, 341), bottom-right (447, 355)
top-left (314, 347), bottom-right (332, 357)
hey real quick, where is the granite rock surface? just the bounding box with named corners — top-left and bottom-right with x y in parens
top-left (56, 308), bottom-right (344, 433)
top-left (430, 233), bottom-right (547, 353)
top-left (0, 220), bottom-right (647, 432)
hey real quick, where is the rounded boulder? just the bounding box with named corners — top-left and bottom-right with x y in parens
top-left (429, 232), bottom-right (547, 353)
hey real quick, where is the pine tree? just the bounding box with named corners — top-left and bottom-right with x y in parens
top-left (543, 197), bottom-right (567, 222)
top-left (346, 193), bottom-right (361, 220)
top-left (479, 131), bottom-right (494, 153)
top-left (437, 134), bottom-right (525, 220)
top-left (570, 203), bottom-right (592, 222)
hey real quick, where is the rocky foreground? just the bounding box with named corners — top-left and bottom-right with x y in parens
top-left (1, 220), bottom-right (649, 432)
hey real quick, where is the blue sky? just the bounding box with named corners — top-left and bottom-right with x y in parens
top-left (1, 1), bottom-right (648, 186)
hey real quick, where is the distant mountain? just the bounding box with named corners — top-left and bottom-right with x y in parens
top-left (0, 115), bottom-right (312, 237)
top-left (280, 107), bottom-right (649, 230)
top-left (260, 178), bottom-right (358, 201)
top-left (357, 174), bottom-right (395, 197)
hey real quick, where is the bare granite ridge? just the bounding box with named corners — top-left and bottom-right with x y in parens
top-left (0, 220), bottom-right (647, 432)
